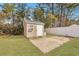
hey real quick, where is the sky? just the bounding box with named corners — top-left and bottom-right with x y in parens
top-left (71, 6), bottom-right (79, 20)
top-left (27, 3), bottom-right (79, 20)
top-left (0, 3), bottom-right (79, 20)
top-left (27, 3), bottom-right (37, 9)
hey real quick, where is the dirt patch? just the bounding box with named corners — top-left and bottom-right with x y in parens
top-left (29, 36), bottom-right (70, 53)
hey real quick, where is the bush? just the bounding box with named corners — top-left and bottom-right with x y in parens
top-left (11, 24), bottom-right (23, 35)
top-left (2, 24), bottom-right (12, 34)
top-left (0, 23), bottom-right (23, 35)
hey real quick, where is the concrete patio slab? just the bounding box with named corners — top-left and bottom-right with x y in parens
top-left (29, 36), bottom-right (70, 53)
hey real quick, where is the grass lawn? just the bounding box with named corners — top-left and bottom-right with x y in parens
top-left (0, 35), bottom-right (79, 56)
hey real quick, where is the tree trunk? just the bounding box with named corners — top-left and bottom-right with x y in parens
top-left (12, 11), bottom-right (15, 25)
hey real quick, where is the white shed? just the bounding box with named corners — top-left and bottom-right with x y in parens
top-left (23, 19), bottom-right (44, 38)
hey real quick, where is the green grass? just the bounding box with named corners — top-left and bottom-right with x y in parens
top-left (0, 35), bottom-right (79, 56)
top-left (0, 35), bottom-right (43, 56)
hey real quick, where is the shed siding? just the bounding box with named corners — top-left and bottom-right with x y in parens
top-left (37, 25), bottom-right (44, 36)
top-left (23, 20), bottom-right (44, 38)
top-left (26, 24), bottom-right (37, 38)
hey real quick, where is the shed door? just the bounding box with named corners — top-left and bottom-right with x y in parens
top-left (37, 25), bottom-right (44, 36)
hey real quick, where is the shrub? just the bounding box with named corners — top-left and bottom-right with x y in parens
top-left (0, 23), bottom-right (23, 35)
top-left (11, 24), bottom-right (23, 35)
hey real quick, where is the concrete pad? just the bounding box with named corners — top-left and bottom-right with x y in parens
top-left (29, 36), bottom-right (70, 53)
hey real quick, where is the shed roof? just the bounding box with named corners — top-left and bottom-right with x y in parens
top-left (24, 19), bottom-right (44, 25)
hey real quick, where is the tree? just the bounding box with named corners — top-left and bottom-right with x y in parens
top-left (64, 3), bottom-right (79, 26)
top-left (34, 3), bottom-right (58, 28)
top-left (0, 3), bottom-right (26, 35)
top-left (52, 3), bottom-right (79, 27)
top-left (14, 3), bottom-right (27, 34)
top-left (2, 3), bottom-right (16, 24)
top-left (45, 12), bottom-right (57, 28)
top-left (16, 3), bottom-right (27, 20)
top-left (33, 8), bottom-right (45, 22)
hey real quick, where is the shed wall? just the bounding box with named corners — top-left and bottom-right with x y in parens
top-left (23, 20), bottom-right (44, 38)
top-left (37, 25), bottom-right (44, 36)
top-left (26, 24), bottom-right (36, 37)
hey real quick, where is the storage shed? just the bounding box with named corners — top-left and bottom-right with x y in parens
top-left (23, 19), bottom-right (44, 38)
